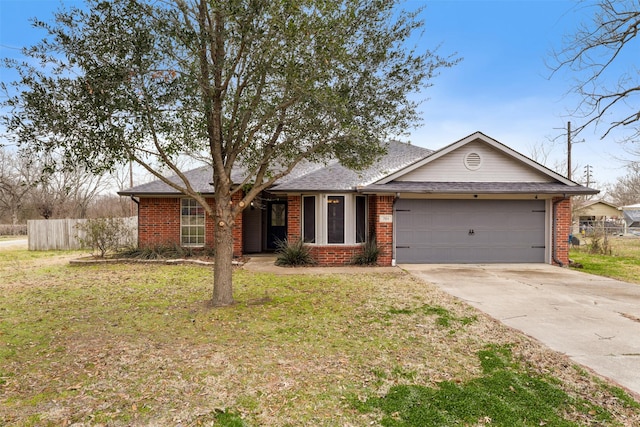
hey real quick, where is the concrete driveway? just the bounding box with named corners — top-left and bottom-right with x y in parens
top-left (401, 263), bottom-right (640, 398)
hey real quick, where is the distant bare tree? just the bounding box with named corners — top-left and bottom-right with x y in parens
top-left (528, 140), bottom-right (554, 167)
top-left (607, 162), bottom-right (640, 206)
top-left (550, 0), bottom-right (640, 156)
top-left (0, 149), bottom-right (38, 224)
top-left (30, 161), bottom-right (109, 219)
top-left (527, 140), bottom-right (583, 182)
top-left (88, 195), bottom-right (132, 218)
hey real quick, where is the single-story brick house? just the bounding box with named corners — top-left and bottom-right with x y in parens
top-left (118, 132), bottom-right (598, 266)
top-left (573, 200), bottom-right (623, 234)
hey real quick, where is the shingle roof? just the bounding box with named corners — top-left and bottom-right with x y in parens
top-left (119, 140), bottom-right (432, 195)
top-left (118, 165), bottom-right (250, 195)
top-left (360, 181), bottom-right (600, 195)
top-left (269, 140), bottom-right (433, 192)
top-left (118, 135), bottom-right (598, 197)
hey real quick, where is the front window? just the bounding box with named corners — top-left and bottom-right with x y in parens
top-left (181, 198), bottom-right (205, 247)
top-left (303, 196), bottom-right (316, 243)
top-left (302, 194), bottom-right (367, 245)
top-left (327, 196), bottom-right (345, 244)
top-left (356, 195), bottom-right (366, 243)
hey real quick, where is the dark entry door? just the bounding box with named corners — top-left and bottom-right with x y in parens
top-left (267, 200), bottom-right (287, 249)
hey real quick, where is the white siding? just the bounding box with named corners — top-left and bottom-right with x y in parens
top-left (396, 141), bottom-right (553, 183)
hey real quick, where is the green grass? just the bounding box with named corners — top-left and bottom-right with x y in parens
top-left (354, 345), bottom-right (590, 426)
top-left (1, 250), bottom-right (639, 425)
top-left (570, 236), bottom-right (640, 284)
top-left (387, 303), bottom-right (477, 328)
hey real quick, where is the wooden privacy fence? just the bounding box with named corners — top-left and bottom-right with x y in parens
top-left (27, 217), bottom-right (138, 251)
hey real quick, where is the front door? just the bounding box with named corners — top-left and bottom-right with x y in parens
top-left (267, 200), bottom-right (287, 250)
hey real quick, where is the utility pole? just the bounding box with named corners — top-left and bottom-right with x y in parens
top-left (584, 164), bottom-right (593, 187)
top-left (567, 121), bottom-right (572, 180)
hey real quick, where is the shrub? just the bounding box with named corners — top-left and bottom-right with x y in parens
top-left (275, 238), bottom-right (316, 266)
top-left (587, 231), bottom-right (612, 255)
top-left (0, 224), bottom-right (27, 236)
top-left (75, 217), bottom-right (134, 258)
top-left (351, 237), bottom-right (380, 265)
top-left (117, 243), bottom-right (214, 260)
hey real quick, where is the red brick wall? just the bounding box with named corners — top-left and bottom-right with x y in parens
top-left (138, 198), bottom-right (181, 247)
top-left (308, 245), bottom-right (363, 266)
top-left (373, 195), bottom-right (394, 266)
top-left (287, 195), bottom-right (301, 242)
top-left (285, 194), bottom-right (394, 266)
top-left (204, 197), bottom-right (215, 248)
top-left (231, 193), bottom-right (243, 257)
top-left (138, 196), bottom-right (244, 257)
top-left (553, 197), bottom-right (572, 266)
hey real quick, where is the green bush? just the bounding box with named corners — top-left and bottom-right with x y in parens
top-left (75, 217), bottom-right (134, 258)
top-left (117, 243), bottom-right (214, 259)
top-left (275, 238), bottom-right (316, 266)
top-left (587, 232), bottom-right (612, 255)
top-left (351, 237), bottom-right (380, 265)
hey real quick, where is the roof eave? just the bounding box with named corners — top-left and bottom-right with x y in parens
top-left (117, 191), bottom-right (216, 197)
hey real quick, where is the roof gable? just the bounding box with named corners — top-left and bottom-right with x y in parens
top-left (377, 132), bottom-right (576, 186)
top-left (575, 200), bottom-right (621, 217)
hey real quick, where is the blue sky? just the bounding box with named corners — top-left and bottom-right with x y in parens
top-left (0, 0), bottom-right (635, 189)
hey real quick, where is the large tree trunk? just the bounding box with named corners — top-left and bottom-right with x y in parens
top-left (212, 207), bottom-right (235, 307)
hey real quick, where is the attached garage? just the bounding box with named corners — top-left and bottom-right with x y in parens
top-left (395, 199), bottom-right (546, 263)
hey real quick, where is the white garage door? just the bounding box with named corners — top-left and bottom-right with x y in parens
top-left (395, 199), bottom-right (546, 263)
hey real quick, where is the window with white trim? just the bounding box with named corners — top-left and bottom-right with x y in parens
top-left (302, 194), bottom-right (367, 245)
top-left (181, 198), bottom-right (205, 247)
top-left (327, 195), bottom-right (345, 243)
top-left (302, 195), bottom-right (316, 243)
top-left (355, 195), bottom-right (367, 243)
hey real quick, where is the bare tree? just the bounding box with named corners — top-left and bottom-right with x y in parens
top-left (607, 162), bottom-right (640, 205)
top-left (528, 139), bottom-right (583, 181)
top-left (13, 151), bottom-right (109, 219)
top-left (0, 149), bottom-right (38, 224)
top-left (550, 0), bottom-right (640, 152)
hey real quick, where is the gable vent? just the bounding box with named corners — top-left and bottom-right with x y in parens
top-left (464, 152), bottom-right (482, 170)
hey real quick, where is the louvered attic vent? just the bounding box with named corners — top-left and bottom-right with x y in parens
top-left (464, 152), bottom-right (482, 170)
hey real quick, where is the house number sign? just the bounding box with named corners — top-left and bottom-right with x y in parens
top-left (379, 214), bottom-right (393, 223)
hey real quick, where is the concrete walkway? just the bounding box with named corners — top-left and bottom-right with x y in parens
top-left (400, 263), bottom-right (640, 398)
top-left (0, 238), bottom-right (27, 251)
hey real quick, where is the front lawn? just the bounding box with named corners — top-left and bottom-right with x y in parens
top-left (1, 251), bottom-right (639, 426)
top-left (570, 236), bottom-right (640, 284)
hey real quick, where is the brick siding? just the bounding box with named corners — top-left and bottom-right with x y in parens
top-left (553, 197), bottom-right (572, 266)
top-left (287, 195), bottom-right (301, 242)
top-left (138, 198), bottom-right (181, 247)
top-left (139, 193), bottom-right (567, 267)
top-left (138, 195), bottom-right (244, 257)
top-left (372, 195), bottom-right (394, 266)
top-left (285, 194), bottom-right (394, 267)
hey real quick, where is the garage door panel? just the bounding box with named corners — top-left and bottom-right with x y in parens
top-left (395, 199), bottom-right (546, 263)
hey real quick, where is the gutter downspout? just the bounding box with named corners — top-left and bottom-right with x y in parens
top-left (391, 194), bottom-right (398, 266)
top-left (552, 196), bottom-right (568, 267)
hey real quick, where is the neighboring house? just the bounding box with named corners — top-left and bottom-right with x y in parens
top-left (621, 203), bottom-right (640, 232)
top-left (573, 200), bottom-right (623, 234)
top-left (118, 132), bottom-right (598, 266)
